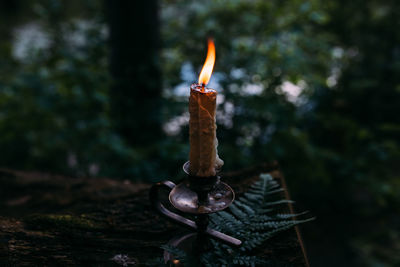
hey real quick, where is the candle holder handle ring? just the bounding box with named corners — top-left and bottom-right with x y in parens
top-left (150, 181), bottom-right (197, 230)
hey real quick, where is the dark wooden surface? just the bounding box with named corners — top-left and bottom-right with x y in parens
top-left (0, 163), bottom-right (308, 266)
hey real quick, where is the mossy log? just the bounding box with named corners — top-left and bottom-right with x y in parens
top-left (0, 163), bottom-right (308, 266)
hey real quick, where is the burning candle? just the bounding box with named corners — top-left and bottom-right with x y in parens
top-left (189, 39), bottom-right (224, 177)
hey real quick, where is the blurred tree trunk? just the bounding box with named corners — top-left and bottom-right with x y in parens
top-left (0, 0), bottom-right (20, 44)
top-left (105, 0), bottom-right (162, 147)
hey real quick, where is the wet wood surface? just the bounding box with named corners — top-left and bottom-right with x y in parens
top-left (0, 163), bottom-right (308, 266)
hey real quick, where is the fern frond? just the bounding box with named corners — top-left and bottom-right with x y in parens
top-left (274, 211), bottom-right (309, 219)
top-left (156, 172), bottom-right (314, 266)
top-left (262, 199), bottom-right (295, 206)
top-left (229, 202), bottom-right (250, 218)
top-left (249, 218), bottom-right (314, 231)
top-left (235, 200), bottom-right (256, 215)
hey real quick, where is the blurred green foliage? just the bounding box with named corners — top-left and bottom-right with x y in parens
top-left (0, 0), bottom-right (399, 266)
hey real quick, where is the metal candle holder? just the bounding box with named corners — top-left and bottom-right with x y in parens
top-left (150, 161), bottom-right (242, 255)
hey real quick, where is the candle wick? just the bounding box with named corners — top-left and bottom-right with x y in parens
top-left (201, 83), bottom-right (205, 92)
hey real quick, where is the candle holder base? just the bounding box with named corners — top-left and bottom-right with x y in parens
top-left (150, 161), bottom-right (242, 251)
top-left (169, 180), bottom-right (234, 214)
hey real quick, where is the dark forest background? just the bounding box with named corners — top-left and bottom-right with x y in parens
top-left (0, 0), bottom-right (399, 266)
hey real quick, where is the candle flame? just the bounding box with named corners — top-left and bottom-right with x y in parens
top-left (198, 39), bottom-right (215, 86)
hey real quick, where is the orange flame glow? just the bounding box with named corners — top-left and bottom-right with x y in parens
top-left (198, 39), bottom-right (215, 86)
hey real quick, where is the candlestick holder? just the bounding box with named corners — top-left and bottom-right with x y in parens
top-left (150, 162), bottom-right (242, 262)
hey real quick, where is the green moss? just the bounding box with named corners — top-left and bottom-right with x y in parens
top-left (24, 214), bottom-right (105, 231)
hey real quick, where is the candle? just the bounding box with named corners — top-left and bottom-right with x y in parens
top-left (189, 39), bottom-right (224, 177)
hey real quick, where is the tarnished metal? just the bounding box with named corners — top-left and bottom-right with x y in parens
top-left (150, 162), bottom-right (242, 248)
top-left (169, 181), bottom-right (234, 214)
